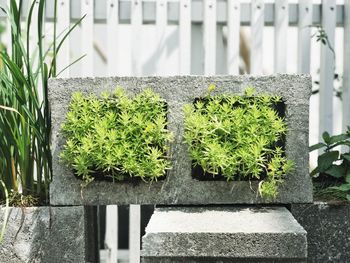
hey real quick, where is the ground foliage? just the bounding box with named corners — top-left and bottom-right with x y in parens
top-left (310, 128), bottom-right (350, 202)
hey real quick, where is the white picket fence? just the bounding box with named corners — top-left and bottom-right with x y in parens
top-left (1, 0), bottom-right (350, 262)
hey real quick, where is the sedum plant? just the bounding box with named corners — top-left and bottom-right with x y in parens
top-left (60, 88), bottom-right (173, 184)
top-left (184, 85), bottom-right (293, 199)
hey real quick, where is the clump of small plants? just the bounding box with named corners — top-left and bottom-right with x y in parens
top-left (184, 85), bottom-right (294, 199)
top-left (310, 128), bottom-right (350, 202)
top-left (60, 88), bottom-right (173, 184)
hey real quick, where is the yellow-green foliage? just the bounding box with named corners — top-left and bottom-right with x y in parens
top-left (184, 86), bottom-right (294, 199)
top-left (60, 88), bottom-right (173, 184)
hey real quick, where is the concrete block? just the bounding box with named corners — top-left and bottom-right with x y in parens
top-left (0, 206), bottom-right (97, 263)
top-left (49, 74), bottom-right (313, 205)
top-left (141, 206), bottom-right (307, 262)
top-left (291, 202), bottom-right (350, 263)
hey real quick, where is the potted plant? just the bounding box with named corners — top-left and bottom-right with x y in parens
top-left (0, 1), bottom-right (95, 261)
top-left (291, 127), bottom-right (350, 262)
top-left (49, 74), bottom-right (312, 205)
top-left (59, 87), bottom-right (173, 185)
top-left (183, 85), bottom-right (294, 199)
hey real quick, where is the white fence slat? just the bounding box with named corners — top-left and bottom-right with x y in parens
top-left (297, 0), bottom-right (312, 74)
top-left (29, 0), bottom-right (39, 68)
top-left (2, 0), bottom-right (12, 55)
top-left (131, 0), bottom-right (142, 76)
top-left (56, 0), bottom-right (70, 77)
top-left (156, 0), bottom-right (167, 76)
top-left (179, 0), bottom-right (191, 75)
top-left (129, 204), bottom-right (141, 263)
top-left (80, 0), bottom-right (94, 77)
top-left (203, 0), bottom-right (216, 75)
top-left (319, 0), bottom-right (336, 137)
top-left (250, 0), bottom-right (264, 74)
top-left (106, 0), bottom-right (119, 76)
top-left (227, 0), bottom-right (240, 75)
top-left (343, 2), bottom-right (350, 131)
top-left (104, 205), bottom-right (118, 263)
top-left (274, 0), bottom-right (288, 73)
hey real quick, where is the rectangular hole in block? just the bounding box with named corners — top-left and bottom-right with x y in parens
top-left (189, 96), bottom-right (286, 182)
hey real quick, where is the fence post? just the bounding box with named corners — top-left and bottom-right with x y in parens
top-left (129, 204), bottom-right (141, 263)
top-left (297, 0), bottom-right (312, 74)
top-left (227, 0), bottom-right (240, 75)
top-left (250, 0), bottom-right (264, 74)
top-left (274, 0), bottom-right (288, 73)
top-left (80, 0), bottom-right (94, 77)
top-left (56, 0), bottom-right (70, 77)
top-left (203, 0), bottom-right (216, 75)
top-left (343, 2), bottom-right (350, 131)
top-left (106, 0), bottom-right (119, 76)
top-left (319, 0), bottom-right (336, 137)
top-left (179, 0), bottom-right (191, 75)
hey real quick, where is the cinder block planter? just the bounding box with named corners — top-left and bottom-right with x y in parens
top-left (49, 74), bottom-right (312, 205)
top-left (141, 206), bottom-right (307, 263)
top-left (0, 206), bottom-right (97, 263)
top-left (291, 202), bottom-right (350, 263)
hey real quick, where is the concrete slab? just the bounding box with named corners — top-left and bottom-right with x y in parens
top-left (49, 74), bottom-right (312, 205)
top-left (141, 206), bottom-right (307, 262)
top-left (0, 206), bottom-right (97, 263)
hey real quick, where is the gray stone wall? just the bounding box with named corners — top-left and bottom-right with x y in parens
top-left (291, 202), bottom-right (350, 263)
top-left (49, 74), bottom-right (312, 205)
top-left (0, 206), bottom-right (97, 263)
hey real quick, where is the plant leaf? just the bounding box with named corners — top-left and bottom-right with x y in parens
top-left (329, 133), bottom-right (350, 144)
top-left (330, 184), bottom-right (350, 192)
top-left (325, 164), bottom-right (346, 178)
top-left (347, 194), bottom-right (350, 202)
top-left (322, 131), bottom-right (331, 144)
top-left (318, 151), bottom-right (339, 172)
top-left (309, 142), bottom-right (326, 152)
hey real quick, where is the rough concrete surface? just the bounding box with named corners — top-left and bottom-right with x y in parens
top-left (141, 206), bottom-right (307, 262)
top-left (49, 74), bottom-right (313, 205)
top-left (291, 202), bottom-right (350, 263)
top-left (0, 206), bottom-right (96, 263)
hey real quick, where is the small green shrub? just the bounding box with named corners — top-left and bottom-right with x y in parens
top-left (309, 128), bottom-right (350, 202)
top-left (60, 88), bottom-right (173, 184)
top-left (184, 85), bottom-right (294, 199)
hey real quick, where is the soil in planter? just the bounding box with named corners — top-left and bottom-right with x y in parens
top-left (191, 97), bottom-right (286, 182)
top-left (73, 169), bottom-right (167, 186)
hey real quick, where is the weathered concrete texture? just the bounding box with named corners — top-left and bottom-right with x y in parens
top-left (141, 206), bottom-right (307, 262)
top-left (291, 202), bottom-right (350, 263)
top-left (0, 206), bottom-right (97, 263)
top-left (49, 74), bottom-right (313, 205)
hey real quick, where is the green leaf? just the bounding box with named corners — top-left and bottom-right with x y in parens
top-left (343, 154), bottom-right (350, 162)
top-left (322, 131), bottom-right (331, 144)
top-left (330, 184), bottom-right (350, 192)
top-left (346, 174), bottom-right (350, 183)
top-left (325, 164), bottom-right (346, 178)
top-left (329, 133), bottom-right (350, 144)
top-left (317, 151), bottom-right (339, 172)
top-left (346, 194), bottom-right (350, 202)
top-left (309, 142), bottom-right (326, 152)
top-left (310, 167), bottom-right (319, 177)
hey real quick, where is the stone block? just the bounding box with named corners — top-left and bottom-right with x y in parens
top-left (141, 206), bottom-right (307, 262)
top-left (291, 202), bottom-right (350, 263)
top-left (49, 74), bottom-right (312, 205)
top-left (0, 206), bottom-right (97, 263)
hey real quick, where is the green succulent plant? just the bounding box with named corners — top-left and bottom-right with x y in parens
top-left (184, 85), bottom-right (294, 199)
top-left (60, 87), bottom-right (173, 184)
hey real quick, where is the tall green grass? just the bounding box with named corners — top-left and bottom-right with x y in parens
top-left (0, 0), bottom-right (84, 205)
